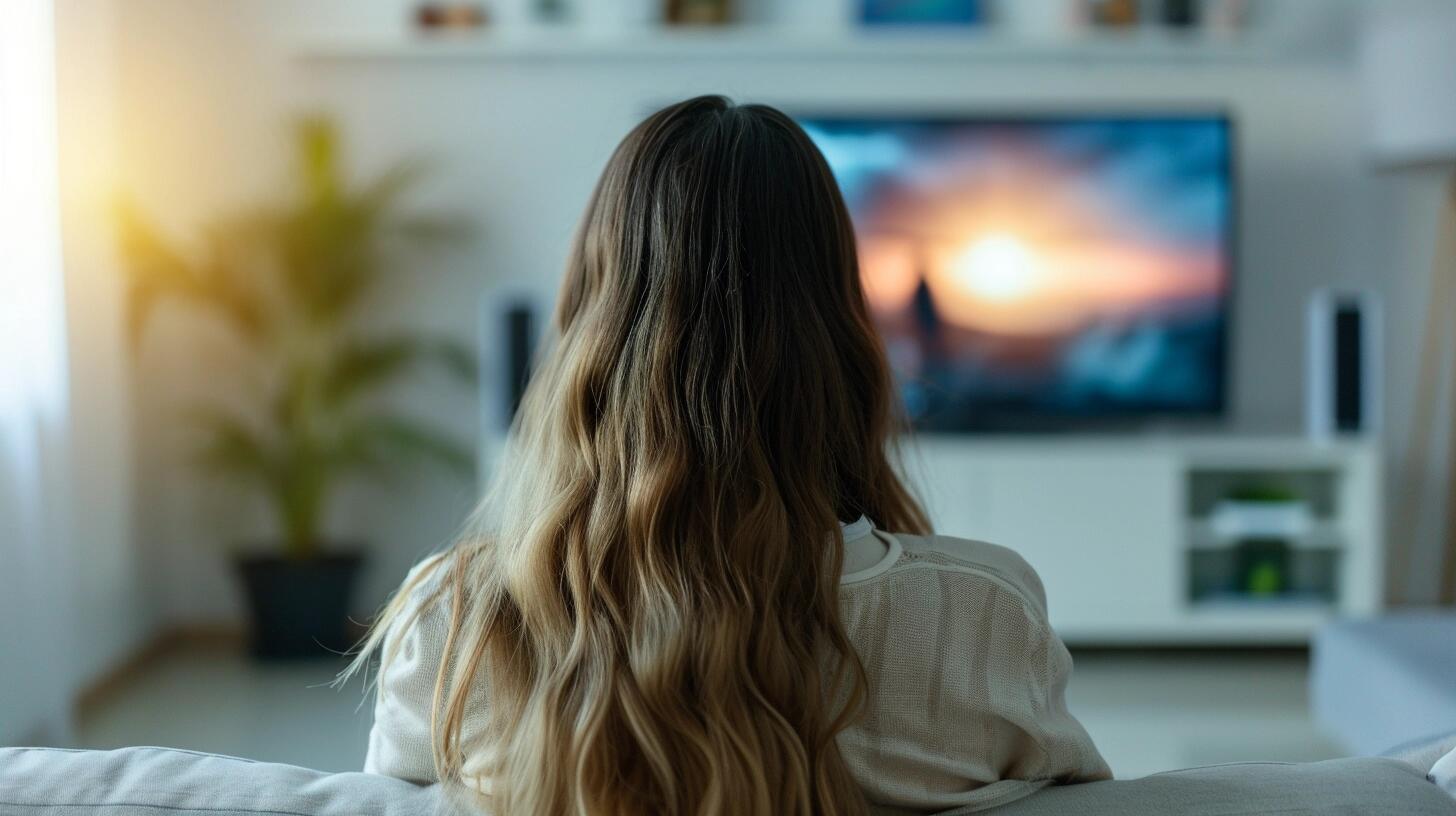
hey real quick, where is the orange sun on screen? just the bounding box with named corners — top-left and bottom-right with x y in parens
top-left (950, 233), bottom-right (1044, 302)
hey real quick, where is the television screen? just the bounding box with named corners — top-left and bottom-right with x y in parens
top-left (801, 114), bottom-right (1233, 431)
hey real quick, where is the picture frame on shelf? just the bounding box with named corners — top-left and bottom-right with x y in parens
top-left (666, 0), bottom-right (732, 25)
top-left (859, 0), bottom-right (987, 27)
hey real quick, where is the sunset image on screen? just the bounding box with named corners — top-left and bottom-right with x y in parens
top-left (802, 116), bottom-right (1232, 429)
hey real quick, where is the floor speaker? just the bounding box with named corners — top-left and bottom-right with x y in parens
top-left (1306, 289), bottom-right (1380, 438)
top-left (481, 296), bottom-right (538, 433)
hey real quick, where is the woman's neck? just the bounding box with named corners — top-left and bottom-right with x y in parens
top-left (841, 517), bottom-right (888, 576)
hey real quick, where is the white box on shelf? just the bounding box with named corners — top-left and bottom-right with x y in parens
top-left (1207, 500), bottom-right (1314, 539)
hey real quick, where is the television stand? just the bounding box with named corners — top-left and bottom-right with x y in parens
top-left (908, 433), bottom-right (1383, 646)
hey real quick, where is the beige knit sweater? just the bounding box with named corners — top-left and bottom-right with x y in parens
top-left (364, 517), bottom-right (1111, 813)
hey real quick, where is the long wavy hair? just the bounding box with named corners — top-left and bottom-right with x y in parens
top-left (352, 95), bottom-right (928, 815)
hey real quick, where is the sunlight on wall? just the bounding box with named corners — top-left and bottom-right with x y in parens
top-left (1, 0), bottom-right (69, 416)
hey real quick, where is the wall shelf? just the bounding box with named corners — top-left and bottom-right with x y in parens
top-left (293, 27), bottom-right (1309, 65)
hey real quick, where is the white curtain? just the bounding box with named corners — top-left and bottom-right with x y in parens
top-left (0, 0), bottom-right (77, 744)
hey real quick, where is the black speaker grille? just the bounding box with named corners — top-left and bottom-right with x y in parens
top-left (506, 306), bottom-right (534, 423)
top-left (1333, 304), bottom-right (1362, 432)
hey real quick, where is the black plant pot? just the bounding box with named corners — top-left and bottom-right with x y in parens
top-left (235, 551), bottom-right (363, 660)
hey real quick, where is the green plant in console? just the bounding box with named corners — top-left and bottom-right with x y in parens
top-left (120, 118), bottom-right (477, 560)
top-left (1227, 484), bottom-right (1301, 504)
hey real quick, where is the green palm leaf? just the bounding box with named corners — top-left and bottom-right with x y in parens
top-left (333, 413), bottom-right (475, 479)
top-left (116, 202), bottom-right (201, 346)
top-left (117, 202), bottom-right (269, 347)
top-left (119, 115), bottom-right (478, 559)
top-left (190, 408), bottom-right (276, 484)
top-left (359, 158), bottom-right (430, 220)
top-left (298, 117), bottom-right (342, 206)
top-left (390, 213), bottom-right (478, 244)
top-left (323, 335), bottom-right (477, 407)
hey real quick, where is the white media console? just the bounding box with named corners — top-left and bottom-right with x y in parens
top-left (907, 434), bottom-right (1383, 646)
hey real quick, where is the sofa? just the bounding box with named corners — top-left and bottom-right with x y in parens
top-left (2, 739), bottom-right (1454, 816)
top-left (1313, 613), bottom-right (1456, 756)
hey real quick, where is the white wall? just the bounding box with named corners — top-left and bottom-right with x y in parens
top-left (111, 1), bottom-right (290, 628)
top-left (53, 0), bottom-right (155, 697)
top-left (99, 0), bottom-right (1454, 626)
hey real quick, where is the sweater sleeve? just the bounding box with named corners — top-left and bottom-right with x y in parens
top-left (979, 542), bottom-right (1112, 784)
top-left (836, 537), bottom-right (1112, 813)
top-left (1017, 588), bottom-right (1114, 786)
top-left (363, 555), bottom-right (451, 784)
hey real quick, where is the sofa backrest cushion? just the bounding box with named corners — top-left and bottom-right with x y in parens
top-left (973, 757), bottom-right (1455, 816)
top-left (0, 746), bottom-right (443, 816)
top-left (2, 746), bottom-right (1452, 816)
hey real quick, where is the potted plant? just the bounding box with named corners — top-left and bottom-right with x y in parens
top-left (120, 118), bottom-right (477, 659)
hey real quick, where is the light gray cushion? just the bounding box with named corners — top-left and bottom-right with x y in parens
top-left (1386, 730), bottom-right (1456, 777)
top-left (2, 746), bottom-right (1453, 816)
top-left (0, 746), bottom-right (445, 816)
top-left (976, 758), bottom-right (1456, 815)
top-left (1313, 614), bottom-right (1456, 755)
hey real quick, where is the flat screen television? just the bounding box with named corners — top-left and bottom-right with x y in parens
top-left (800, 113), bottom-right (1234, 431)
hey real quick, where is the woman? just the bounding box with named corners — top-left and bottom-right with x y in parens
top-left (352, 95), bottom-right (1110, 815)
